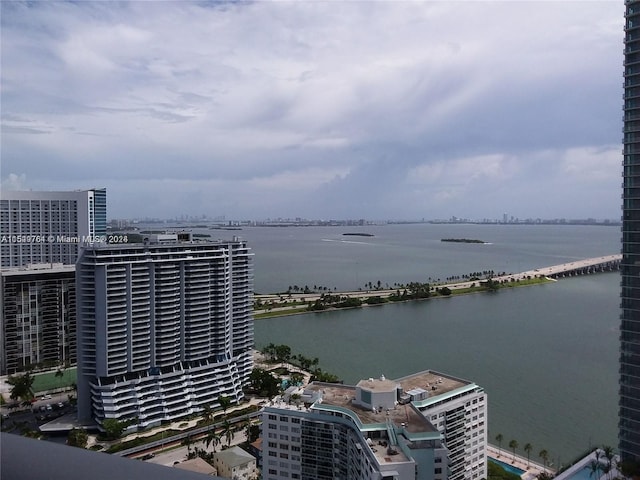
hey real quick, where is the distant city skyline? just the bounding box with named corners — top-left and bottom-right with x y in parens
top-left (1, 2), bottom-right (622, 220)
top-left (109, 214), bottom-right (621, 225)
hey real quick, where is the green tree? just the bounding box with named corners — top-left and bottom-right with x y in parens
top-left (248, 368), bottom-right (280, 397)
top-left (246, 422), bottom-right (260, 444)
top-left (67, 428), bottom-right (88, 448)
top-left (539, 450), bottom-right (549, 471)
top-left (310, 368), bottom-right (339, 383)
top-left (7, 372), bottom-right (35, 404)
top-left (509, 439), bottom-right (518, 462)
top-left (274, 344), bottom-right (292, 363)
top-left (485, 278), bottom-right (500, 292)
top-left (289, 372), bottom-right (305, 386)
top-left (601, 445), bottom-right (615, 480)
top-left (102, 418), bottom-right (126, 440)
top-left (218, 395), bottom-right (232, 414)
top-left (261, 343), bottom-right (277, 361)
top-left (201, 404), bottom-right (214, 424)
top-left (524, 443), bottom-right (533, 468)
top-left (54, 368), bottom-right (65, 386)
top-left (588, 459), bottom-right (601, 480)
top-left (205, 429), bottom-right (221, 452)
top-left (222, 420), bottom-right (233, 446)
top-left (496, 433), bottom-right (504, 457)
top-left (182, 435), bottom-right (194, 455)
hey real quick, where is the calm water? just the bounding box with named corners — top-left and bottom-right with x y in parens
top-left (253, 272), bottom-right (619, 467)
top-left (169, 223), bottom-right (621, 466)
top-left (239, 223), bottom-right (619, 293)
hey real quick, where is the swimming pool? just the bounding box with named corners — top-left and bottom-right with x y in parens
top-left (556, 466), bottom-right (599, 480)
top-left (490, 457), bottom-right (526, 476)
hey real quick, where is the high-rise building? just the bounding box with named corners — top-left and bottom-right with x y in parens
top-left (622, 0), bottom-right (640, 463)
top-left (0, 188), bottom-right (107, 268)
top-left (0, 188), bottom-right (105, 375)
top-left (0, 264), bottom-right (76, 375)
top-left (75, 234), bottom-right (253, 430)
top-left (261, 371), bottom-right (486, 480)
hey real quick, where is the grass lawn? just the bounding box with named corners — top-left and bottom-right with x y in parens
top-left (31, 368), bottom-right (77, 393)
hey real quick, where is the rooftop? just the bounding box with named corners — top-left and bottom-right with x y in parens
top-left (395, 370), bottom-right (471, 398)
top-left (304, 383), bottom-right (437, 435)
top-left (1, 263), bottom-right (76, 276)
top-left (355, 376), bottom-right (398, 392)
top-left (214, 446), bottom-right (256, 468)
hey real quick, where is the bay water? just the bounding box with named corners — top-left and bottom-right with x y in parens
top-left (186, 223), bottom-right (620, 466)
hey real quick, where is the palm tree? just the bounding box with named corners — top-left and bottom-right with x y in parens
top-left (588, 459), bottom-right (601, 480)
top-left (218, 395), bottom-right (232, 415)
top-left (222, 420), bottom-right (234, 447)
top-left (182, 435), bottom-right (193, 456)
top-left (201, 404), bottom-right (213, 424)
top-left (205, 429), bottom-right (221, 452)
top-left (55, 368), bottom-right (65, 387)
top-left (539, 449), bottom-right (549, 471)
top-left (509, 440), bottom-right (519, 463)
top-left (495, 433), bottom-right (504, 457)
top-left (601, 445), bottom-right (615, 480)
top-left (524, 443), bottom-right (533, 468)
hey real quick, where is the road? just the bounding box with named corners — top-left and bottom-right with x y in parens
top-left (144, 430), bottom-right (249, 467)
top-left (254, 254), bottom-right (621, 315)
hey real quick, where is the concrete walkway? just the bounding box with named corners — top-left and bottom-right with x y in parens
top-left (487, 444), bottom-right (555, 480)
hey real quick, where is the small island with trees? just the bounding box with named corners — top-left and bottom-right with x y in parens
top-left (343, 233), bottom-right (374, 237)
top-left (441, 238), bottom-right (486, 244)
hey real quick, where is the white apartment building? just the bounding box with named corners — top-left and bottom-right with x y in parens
top-left (262, 376), bottom-right (449, 480)
top-left (75, 235), bottom-right (253, 430)
top-left (0, 189), bottom-right (106, 373)
top-left (261, 371), bottom-right (486, 480)
top-left (396, 371), bottom-right (487, 480)
top-left (0, 188), bottom-right (107, 268)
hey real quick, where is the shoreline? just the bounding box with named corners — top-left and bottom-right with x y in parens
top-left (253, 254), bottom-right (620, 320)
top-left (253, 278), bottom-right (551, 320)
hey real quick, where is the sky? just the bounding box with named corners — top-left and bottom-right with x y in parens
top-left (0, 1), bottom-right (624, 221)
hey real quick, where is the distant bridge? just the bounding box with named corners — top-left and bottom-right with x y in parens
top-left (510, 254), bottom-right (621, 281)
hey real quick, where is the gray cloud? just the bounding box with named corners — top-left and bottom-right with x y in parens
top-left (0, 0), bottom-right (623, 220)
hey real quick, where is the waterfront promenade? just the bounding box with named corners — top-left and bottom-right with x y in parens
top-left (487, 444), bottom-right (555, 480)
top-left (254, 254), bottom-right (621, 315)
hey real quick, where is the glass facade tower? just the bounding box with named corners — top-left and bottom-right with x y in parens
top-left (622, 0), bottom-right (640, 462)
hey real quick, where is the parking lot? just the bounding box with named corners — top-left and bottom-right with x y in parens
top-left (1, 391), bottom-right (76, 437)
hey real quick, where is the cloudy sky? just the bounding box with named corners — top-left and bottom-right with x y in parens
top-left (0, 1), bottom-right (624, 221)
